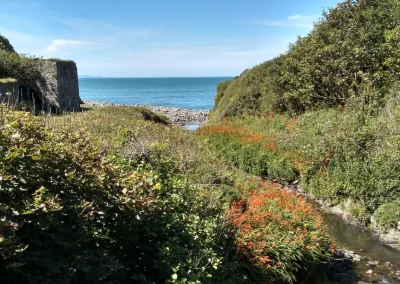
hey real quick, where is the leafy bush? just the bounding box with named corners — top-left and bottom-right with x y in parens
top-left (284, 0), bottom-right (400, 111)
top-left (374, 200), bottom-right (400, 230)
top-left (214, 80), bottom-right (231, 108)
top-left (0, 50), bottom-right (42, 85)
top-left (209, 56), bottom-right (285, 123)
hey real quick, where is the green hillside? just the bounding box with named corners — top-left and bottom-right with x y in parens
top-left (210, 0), bottom-right (400, 122)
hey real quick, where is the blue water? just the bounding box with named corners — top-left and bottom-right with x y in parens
top-left (78, 77), bottom-right (232, 110)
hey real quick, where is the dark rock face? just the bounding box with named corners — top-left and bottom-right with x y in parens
top-left (34, 60), bottom-right (82, 110)
top-left (0, 82), bottom-right (19, 105)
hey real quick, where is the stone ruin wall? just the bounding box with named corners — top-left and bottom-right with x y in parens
top-left (34, 60), bottom-right (82, 110)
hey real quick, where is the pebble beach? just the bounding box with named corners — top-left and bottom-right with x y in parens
top-left (82, 100), bottom-right (209, 124)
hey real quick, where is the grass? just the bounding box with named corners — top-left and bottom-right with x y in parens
top-left (0, 77), bottom-right (17, 84)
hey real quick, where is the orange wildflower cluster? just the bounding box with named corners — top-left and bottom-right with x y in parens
top-left (228, 182), bottom-right (330, 273)
top-left (261, 136), bottom-right (276, 151)
top-left (196, 123), bottom-right (265, 145)
top-left (196, 124), bottom-right (244, 138)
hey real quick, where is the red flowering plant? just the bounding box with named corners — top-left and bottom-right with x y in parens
top-left (228, 182), bottom-right (332, 283)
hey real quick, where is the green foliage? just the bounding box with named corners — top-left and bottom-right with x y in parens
top-left (0, 105), bottom-right (334, 283)
top-left (0, 78), bottom-right (17, 84)
top-left (0, 50), bottom-right (43, 85)
top-left (374, 199), bottom-right (400, 230)
top-left (214, 80), bottom-right (231, 107)
top-left (0, 34), bottom-right (15, 53)
top-left (209, 56), bottom-right (286, 123)
top-left (283, 0), bottom-right (400, 111)
top-left (197, 118), bottom-right (298, 183)
top-left (0, 106), bottom-right (230, 283)
top-left (202, 86), bottom-right (400, 231)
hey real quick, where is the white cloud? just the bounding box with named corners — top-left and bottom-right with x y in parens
top-left (45, 39), bottom-right (95, 52)
top-left (253, 15), bottom-right (318, 28)
top-left (288, 15), bottom-right (310, 21)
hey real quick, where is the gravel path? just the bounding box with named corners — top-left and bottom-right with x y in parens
top-left (82, 100), bottom-right (209, 124)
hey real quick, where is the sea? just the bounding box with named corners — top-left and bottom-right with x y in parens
top-left (78, 77), bottom-right (233, 110)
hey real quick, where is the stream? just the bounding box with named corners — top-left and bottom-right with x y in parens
top-left (322, 213), bottom-right (400, 283)
top-left (183, 123), bottom-right (201, 131)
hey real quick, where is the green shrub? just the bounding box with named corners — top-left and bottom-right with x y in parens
top-left (0, 50), bottom-right (42, 85)
top-left (214, 80), bottom-right (231, 107)
top-left (209, 56), bottom-right (286, 123)
top-left (374, 200), bottom-right (400, 230)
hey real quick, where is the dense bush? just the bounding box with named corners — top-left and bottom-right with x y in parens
top-left (284, 0), bottom-right (400, 112)
top-left (209, 57), bottom-right (285, 123)
top-left (0, 50), bottom-right (42, 85)
top-left (374, 199), bottom-right (400, 230)
top-left (214, 80), bottom-right (231, 108)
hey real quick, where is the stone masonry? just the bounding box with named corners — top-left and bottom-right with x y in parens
top-left (34, 60), bottom-right (82, 110)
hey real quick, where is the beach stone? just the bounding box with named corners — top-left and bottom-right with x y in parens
top-left (366, 261), bottom-right (379, 267)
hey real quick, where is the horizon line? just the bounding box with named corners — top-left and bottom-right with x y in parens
top-left (78, 76), bottom-right (235, 79)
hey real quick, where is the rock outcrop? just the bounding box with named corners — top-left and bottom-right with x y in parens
top-left (33, 60), bottom-right (82, 110)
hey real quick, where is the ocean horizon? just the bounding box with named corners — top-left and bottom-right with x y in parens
top-left (78, 77), bottom-right (233, 110)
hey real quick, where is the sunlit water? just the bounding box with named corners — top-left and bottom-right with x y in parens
top-left (79, 77), bottom-right (232, 110)
top-left (323, 213), bottom-right (400, 283)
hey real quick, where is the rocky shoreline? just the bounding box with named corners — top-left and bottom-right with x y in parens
top-left (82, 100), bottom-right (209, 124)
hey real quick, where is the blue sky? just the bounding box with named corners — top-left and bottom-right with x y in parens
top-left (0, 0), bottom-right (340, 77)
